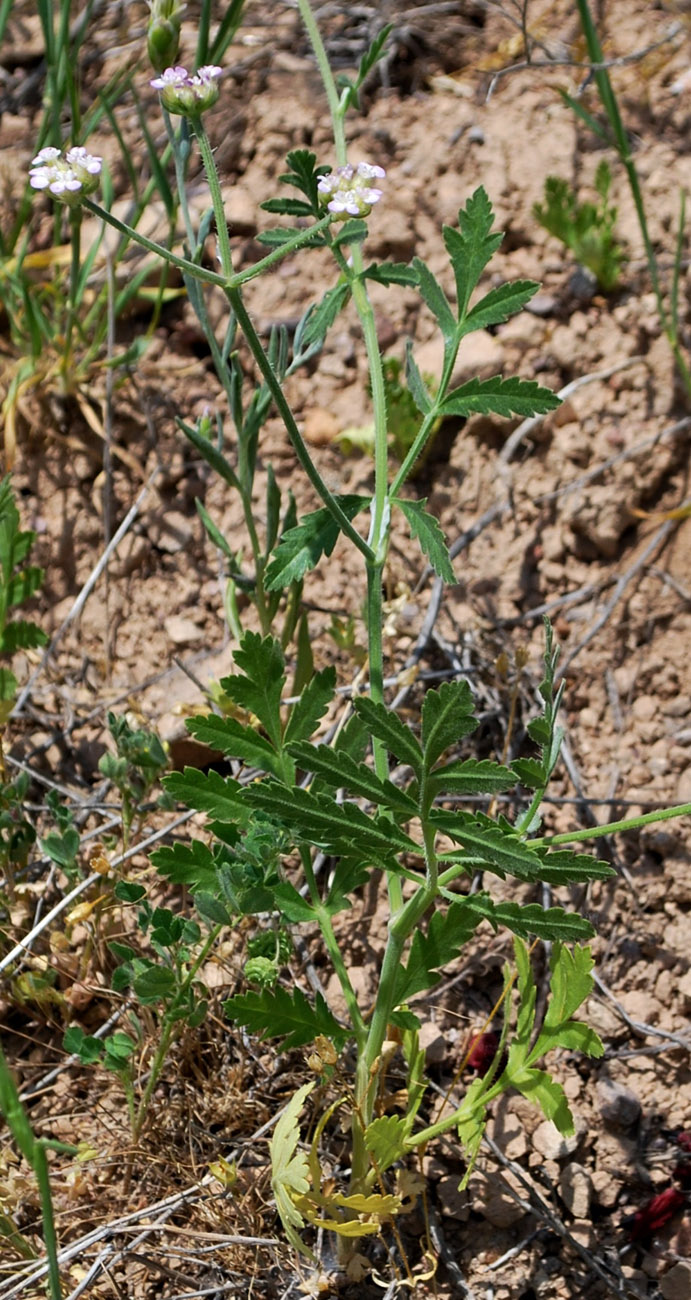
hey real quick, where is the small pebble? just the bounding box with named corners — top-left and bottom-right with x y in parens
top-left (596, 1077), bottom-right (641, 1128)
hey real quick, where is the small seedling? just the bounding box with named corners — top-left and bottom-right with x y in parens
top-left (533, 160), bottom-right (626, 291)
top-left (98, 710), bottom-right (168, 849)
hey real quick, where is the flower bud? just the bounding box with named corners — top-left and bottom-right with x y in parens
top-left (146, 0), bottom-right (184, 73)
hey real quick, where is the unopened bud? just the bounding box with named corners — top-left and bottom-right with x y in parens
top-left (147, 0), bottom-right (184, 73)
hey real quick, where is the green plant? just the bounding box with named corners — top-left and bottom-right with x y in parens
top-left (64, 886), bottom-right (214, 1144)
top-left (0, 1043), bottom-right (77, 1300)
top-left (98, 710), bottom-right (168, 850)
top-left (0, 476), bottom-right (48, 902)
top-left (335, 354), bottom-right (440, 463)
top-left (569, 0), bottom-right (691, 395)
top-left (20, 4), bottom-right (691, 1283)
top-left (533, 159), bottom-right (626, 291)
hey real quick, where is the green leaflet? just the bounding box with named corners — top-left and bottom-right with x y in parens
top-left (441, 375), bottom-right (561, 421)
top-left (283, 666), bottom-right (336, 745)
top-left (364, 1114), bottom-right (410, 1174)
top-left (426, 758), bottom-right (516, 798)
top-left (421, 679), bottom-right (477, 772)
top-left (186, 714), bottom-right (281, 775)
top-left (461, 280), bottom-right (539, 335)
top-left (270, 1082), bottom-right (315, 1259)
top-left (244, 782), bottom-right (419, 858)
top-left (288, 740), bottom-right (417, 816)
top-left (265, 497), bottom-right (368, 591)
top-left (224, 986), bottom-right (349, 1051)
top-left (163, 767), bottom-right (244, 825)
top-left (393, 498), bottom-right (455, 583)
top-left (352, 696), bottom-right (423, 776)
top-left (443, 186), bottom-right (502, 320)
top-left (505, 940), bottom-right (603, 1134)
top-left (221, 631), bottom-right (285, 749)
top-left (394, 901), bottom-right (480, 1003)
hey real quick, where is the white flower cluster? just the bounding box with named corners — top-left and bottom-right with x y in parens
top-left (29, 146), bottom-right (102, 203)
top-left (150, 64), bottom-right (222, 115)
top-left (317, 162), bottom-right (385, 219)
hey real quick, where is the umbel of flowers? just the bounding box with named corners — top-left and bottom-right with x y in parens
top-left (150, 64), bottom-right (223, 115)
top-left (29, 147), bottom-right (102, 204)
top-left (317, 162), bottom-right (385, 219)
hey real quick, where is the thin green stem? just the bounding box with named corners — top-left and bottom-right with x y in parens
top-left (349, 256), bottom-right (389, 562)
top-left (81, 197), bottom-right (229, 288)
top-left (532, 801), bottom-right (691, 848)
top-left (33, 1143), bottom-right (62, 1300)
top-left (227, 286), bottom-right (373, 561)
top-left (575, 0), bottom-right (691, 397)
top-left (192, 116), bottom-right (234, 279)
top-left (299, 846), bottom-right (367, 1042)
top-left (295, 0), bottom-right (347, 164)
top-left (233, 216), bottom-right (333, 285)
top-left (61, 209), bottom-right (82, 388)
top-left (132, 927), bottom-right (221, 1140)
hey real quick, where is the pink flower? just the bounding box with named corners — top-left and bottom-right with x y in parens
top-left (318, 162), bottom-right (385, 220)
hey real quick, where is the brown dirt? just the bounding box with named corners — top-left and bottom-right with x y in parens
top-left (1, 1), bottom-right (691, 1297)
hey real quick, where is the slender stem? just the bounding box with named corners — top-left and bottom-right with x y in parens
top-left (233, 216), bottom-right (332, 285)
top-left (300, 848), bottom-right (367, 1042)
top-left (227, 286), bottom-right (374, 561)
top-left (349, 257), bottom-right (389, 562)
top-left (33, 1143), bottom-right (62, 1300)
top-left (575, 0), bottom-right (691, 397)
top-left (295, 0), bottom-right (347, 164)
top-left (164, 111), bottom-right (196, 253)
top-left (132, 927), bottom-right (221, 1140)
top-left (532, 801), bottom-right (691, 848)
top-left (187, 116), bottom-right (273, 629)
top-left (61, 208), bottom-right (82, 388)
top-left (81, 197), bottom-right (229, 288)
top-left (192, 116), bottom-right (234, 279)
